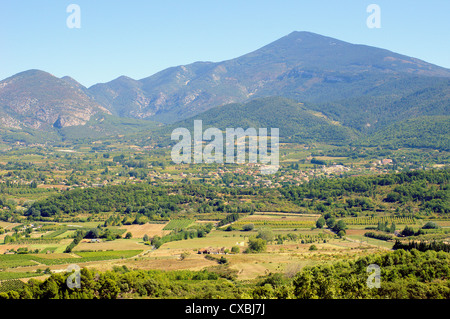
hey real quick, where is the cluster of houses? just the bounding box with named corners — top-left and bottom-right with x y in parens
top-left (197, 247), bottom-right (226, 255)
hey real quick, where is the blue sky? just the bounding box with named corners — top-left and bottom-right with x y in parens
top-left (0, 0), bottom-right (449, 87)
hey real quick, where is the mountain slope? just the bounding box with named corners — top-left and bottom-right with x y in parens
top-left (304, 76), bottom-right (450, 131)
top-left (163, 96), bottom-right (359, 144)
top-left (359, 115), bottom-right (450, 151)
top-left (0, 70), bottom-right (110, 130)
top-left (59, 113), bottom-right (160, 142)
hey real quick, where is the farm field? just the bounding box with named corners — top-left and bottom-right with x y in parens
top-left (118, 223), bottom-right (170, 239)
top-left (130, 215), bottom-right (386, 280)
top-left (101, 233), bottom-right (379, 280)
top-left (0, 214), bottom-right (389, 282)
top-left (163, 219), bottom-right (195, 230)
top-left (0, 249), bottom-right (143, 273)
top-left (155, 229), bottom-right (252, 252)
top-left (0, 238), bottom-right (72, 255)
top-left (73, 238), bottom-right (147, 252)
top-left (342, 216), bottom-right (417, 226)
top-left (229, 212), bottom-right (319, 230)
top-left (432, 220), bottom-right (450, 227)
top-left (345, 233), bottom-right (395, 249)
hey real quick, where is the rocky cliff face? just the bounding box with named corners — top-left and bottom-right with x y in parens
top-left (0, 70), bottom-right (110, 130)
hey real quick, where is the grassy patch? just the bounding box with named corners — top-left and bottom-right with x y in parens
top-left (0, 255), bottom-right (38, 269)
top-left (345, 234), bottom-right (394, 249)
top-left (40, 247), bottom-right (58, 254)
top-left (0, 250), bottom-right (143, 268)
top-left (0, 272), bottom-right (40, 281)
top-left (163, 219), bottom-right (195, 230)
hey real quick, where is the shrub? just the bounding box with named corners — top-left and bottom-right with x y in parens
top-left (247, 238), bottom-right (266, 253)
top-left (422, 222), bottom-right (439, 229)
top-left (332, 220), bottom-right (347, 234)
top-left (316, 217), bottom-right (325, 229)
top-left (326, 218), bottom-right (336, 229)
top-left (257, 228), bottom-right (274, 242)
top-left (364, 232), bottom-right (393, 241)
top-left (401, 226), bottom-right (415, 237)
top-left (231, 246), bottom-right (240, 254)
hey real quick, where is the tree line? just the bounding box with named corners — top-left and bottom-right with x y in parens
top-left (24, 183), bottom-right (260, 221)
top-left (1, 249), bottom-right (448, 299)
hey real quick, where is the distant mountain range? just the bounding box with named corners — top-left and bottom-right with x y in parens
top-left (0, 31), bottom-right (449, 148)
top-left (88, 31), bottom-right (450, 124)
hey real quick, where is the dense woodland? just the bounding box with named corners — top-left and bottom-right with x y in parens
top-left (280, 168), bottom-right (450, 217)
top-left (23, 184), bottom-right (259, 221)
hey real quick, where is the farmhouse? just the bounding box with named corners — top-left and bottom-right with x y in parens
top-left (197, 247), bottom-right (226, 255)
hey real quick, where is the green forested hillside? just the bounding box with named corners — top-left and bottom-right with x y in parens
top-left (359, 116), bottom-right (450, 151)
top-left (167, 97), bottom-right (359, 144)
top-left (159, 90), bottom-right (449, 150)
top-left (302, 77), bottom-right (450, 132)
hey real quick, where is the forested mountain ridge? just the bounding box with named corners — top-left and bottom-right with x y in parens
top-left (359, 115), bottom-right (450, 151)
top-left (303, 76), bottom-right (450, 132)
top-left (162, 96), bottom-right (359, 144)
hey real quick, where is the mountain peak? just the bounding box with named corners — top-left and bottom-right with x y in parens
top-left (80, 31), bottom-right (450, 123)
top-left (116, 75), bottom-right (137, 82)
top-left (61, 76), bottom-right (87, 89)
top-left (16, 69), bottom-right (51, 76)
top-left (286, 30), bottom-right (328, 38)
top-left (269, 30), bottom-right (347, 46)
top-left (3, 69), bottom-right (55, 83)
